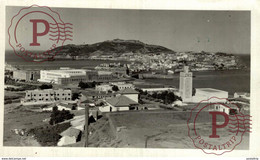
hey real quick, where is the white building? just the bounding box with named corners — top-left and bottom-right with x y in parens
top-left (208, 104), bottom-right (239, 115)
top-left (179, 66), bottom-right (193, 102)
top-left (141, 87), bottom-right (177, 93)
top-left (110, 82), bottom-right (134, 90)
top-left (100, 88), bottom-right (139, 112)
top-left (192, 88), bottom-right (228, 103)
top-left (95, 84), bottom-right (113, 92)
top-left (57, 127), bottom-right (81, 146)
top-left (38, 68), bottom-right (87, 84)
top-left (234, 92), bottom-right (250, 100)
top-left (118, 88), bottom-right (139, 103)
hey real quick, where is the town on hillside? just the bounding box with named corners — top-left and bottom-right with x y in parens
top-left (4, 7), bottom-right (250, 151)
top-left (4, 62), bottom-right (250, 147)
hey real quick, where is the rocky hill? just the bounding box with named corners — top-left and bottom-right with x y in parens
top-left (52, 39), bottom-right (175, 57)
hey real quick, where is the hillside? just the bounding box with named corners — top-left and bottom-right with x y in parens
top-left (51, 39), bottom-right (175, 57)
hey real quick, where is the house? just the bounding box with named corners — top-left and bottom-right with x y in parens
top-left (110, 82), bottom-right (134, 90)
top-left (13, 70), bottom-right (40, 82)
top-left (117, 88), bottom-right (139, 103)
top-left (42, 103), bottom-right (77, 111)
top-left (102, 95), bottom-right (139, 112)
top-left (57, 128), bottom-right (81, 146)
top-left (208, 104), bottom-right (239, 115)
top-left (95, 84), bottom-right (113, 92)
top-left (234, 92), bottom-right (250, 99)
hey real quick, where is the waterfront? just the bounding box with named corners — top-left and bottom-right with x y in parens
top-left (6, 51), bottom-right (250, 95)
top-left (5, 51), bottom-right (130, 70)
top-left (144, 70), bottom-right (250, 95)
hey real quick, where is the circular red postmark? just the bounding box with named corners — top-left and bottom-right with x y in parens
top-left (187, 97), bottom-right (251, 155)
top-left (8, 5), bottom-right (73, 63)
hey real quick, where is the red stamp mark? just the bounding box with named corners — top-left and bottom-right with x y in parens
top-left (8, 5), bottom-right (73, 63)
top-left (187, 97), bottom-right (251, 155)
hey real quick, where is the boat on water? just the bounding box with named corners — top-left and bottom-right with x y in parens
top-left (32, 59), bottom-right (44, 62)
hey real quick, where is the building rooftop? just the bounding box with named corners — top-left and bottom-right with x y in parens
top-left (60, 127), bottom-right (81, 137)
top-left (106, 95), bottom-right (138, 107)
top-left (197, 88), bottom-right (227, 93)
top-left (118, 88), bottom-right (139, 94)
top-left (41, 69), bottom-right (87, 76)
top-left (97, 71), bottom-right (112, 75)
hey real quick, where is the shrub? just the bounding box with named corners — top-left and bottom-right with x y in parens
top-left (112, 85), bottom-right (119, 92)
top-left (29, 122), bottom-right (71, 146)
top-left (39, 84), bottom-right (53, 90)
top-left (49, 109), bottom-right (74, 125)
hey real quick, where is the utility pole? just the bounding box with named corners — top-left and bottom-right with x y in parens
top-left (84, 104), bottom-right (89, 147)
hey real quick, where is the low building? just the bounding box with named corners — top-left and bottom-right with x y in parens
top-left (192, 88), bottom-right (228, 103)
top-left (13, 70), bottom-right (40, 81)
top-left (95, 84), bottom-right (113, 92)
top-left (23, 89), bottom-right (72, 103)
top-left (57, 127), bottom-right (81, 146)
top-left (141, 87), bottom-right (177, 93)
top-left (82, 90), bottom-right (116, 100)
top-left (208, 104), bottom-right (239, 115)
top-left (103, 95), bottom-right (139, 112)
top-left (110, 82), bottom-right (134, 90)
top-left (100, 88), bottom-right (139, 112)
top-left (118, 88), bottom-right (139, 103)
top-left (234, 92), bottom-right (250, 99)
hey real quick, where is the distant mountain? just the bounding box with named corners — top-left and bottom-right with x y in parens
top-left (51, 39), bottom-right (176, 57)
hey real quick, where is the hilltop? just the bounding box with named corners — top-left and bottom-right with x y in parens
top-left (51, 39), bottom-right (176, 57)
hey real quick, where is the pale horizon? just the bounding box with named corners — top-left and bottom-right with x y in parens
top-left (6, 7), bottom-right (250, 54)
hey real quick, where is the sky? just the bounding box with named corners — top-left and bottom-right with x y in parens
top-left (6, 6), bottom-right (250, 54)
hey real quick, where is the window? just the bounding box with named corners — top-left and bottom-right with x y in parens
top-left (39, 94), bottom-right (41, 96)
top-left (46, 99), bottom-right (48, 101)
top-left (27, 95), bottom-right (30, 97)
top-left (46, 94), bottom-right (48, 96)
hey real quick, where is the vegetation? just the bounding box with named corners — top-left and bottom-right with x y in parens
top-left (50, 39), bottom-right (175, 58)
top-left (72, 92), bottom-right (80, 100)
top-left (29, 122), bottom-right (71, 146)
top-left (112, 85), bottom-right (119, 92)
top-left (49, 107), bottom-right (74, 125)
top-left (78, 81), bottom-right (97, 89)
top-left (192, 88), bottom-right (196, 96)
top-left (39, 84), bottom-right (53, 90)
top-left (140, 90), bottom-right (182, 104)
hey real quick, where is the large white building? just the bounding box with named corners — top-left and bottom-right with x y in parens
top-left (38, 68), bottom-right (87, 84)
top-left (192, 88), bottom-right (228, 103)
top-left (179, 66), bottom-right (193, 102)
top-left (38, 68), bottom-right (114, 85)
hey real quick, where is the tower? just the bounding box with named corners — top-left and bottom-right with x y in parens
top-left (179, 66), bottom-right (193, 102)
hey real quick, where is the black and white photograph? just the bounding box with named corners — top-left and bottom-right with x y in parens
top-left (3, 4), bottom-right (252, 155)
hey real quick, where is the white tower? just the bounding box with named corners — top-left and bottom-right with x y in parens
top-left (179, 66), bottom-right (193, 102)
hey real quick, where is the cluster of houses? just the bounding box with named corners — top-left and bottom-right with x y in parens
top-left (127, 51), bottom-right (240, 73)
